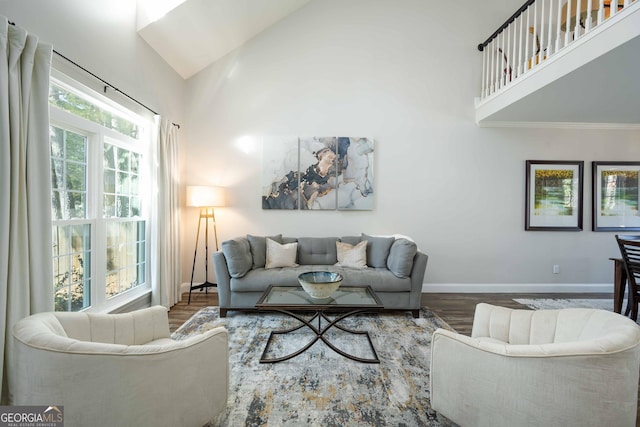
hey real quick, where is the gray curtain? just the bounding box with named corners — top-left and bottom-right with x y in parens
top-left (151, 117), bottom-right (182, 307)
top-left (0, 16), bottom-right (54, 404)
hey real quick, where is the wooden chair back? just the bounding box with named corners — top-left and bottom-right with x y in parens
top-left (616, 235), bottom-right (640, 320)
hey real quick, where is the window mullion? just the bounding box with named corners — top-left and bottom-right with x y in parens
top-left (92, 131), bottom-right (107, 308)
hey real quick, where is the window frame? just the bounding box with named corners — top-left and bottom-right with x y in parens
top-left (49, 73), bottom-right (153, 313)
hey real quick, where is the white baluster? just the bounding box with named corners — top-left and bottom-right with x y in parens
top-left (518, 12), bottom-right (525, 76)
top-left (598, 0), bottom-right (605, 25)
top-left (486, 46), bottom-right (491, 98)
top-left (512, 16), bottom-right (519, 79)
top-left (499, 31), bottom-right (505, 89)
top-left (585, 0), bottom-right (594, 31)
top-left (493, 35), bottom-right (500, 93)
top-left (556, 0), bottom-right (563, 52)
top-left (505, 25), bottom-right (511, 85)
top-left (611, 0), bottom-right (619, 17)
top-left (565, 0), bottom-right (572, 45)
top-left (525, 7), bottom-right (531, 72)
top-left (532, 2), bottom-right (538, 68)
top-left (547, 0), bottom-right (555, 56)
top-left (497, 33), bottom-right (501, 90)
top-left (481, 47), bottom-right (487, 99)
top-left (574, 0), bottom-right (582, 38)
top-left (484, 40), bottom-right (493, 95)
top-left (539, 0), bottom-right (546, 64)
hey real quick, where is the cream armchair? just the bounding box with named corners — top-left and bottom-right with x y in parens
top-left (430, 303), bottom-right (640, 427)
top-left (10, 306), bottom-right (228, 427)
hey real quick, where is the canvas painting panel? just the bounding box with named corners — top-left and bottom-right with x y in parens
top-left (337, 137), bottom-right (374, 210)
top-left (298, 137), bottom-right (337, 210)
top-left (262, 136), bottom-right (299, 210)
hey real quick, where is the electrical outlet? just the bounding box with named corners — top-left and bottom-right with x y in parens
top-left (553, 265), bottom-right (560, 274)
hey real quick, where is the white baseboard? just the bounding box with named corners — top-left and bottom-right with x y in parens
top-left (182, 282), bottom-right (612, 294)
top-left (422, 283), bottom-right (613, 293)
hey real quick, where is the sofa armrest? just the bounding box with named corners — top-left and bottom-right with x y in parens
top-left (408, 251), bottom-right (428, 305)
top-left (213, 251), bottom-right (231, 308)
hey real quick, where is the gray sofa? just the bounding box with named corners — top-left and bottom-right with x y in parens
top-left (212, 234), bottom-right (428, 318)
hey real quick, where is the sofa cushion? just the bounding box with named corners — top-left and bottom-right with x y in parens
top-left (221, 237), bottom-right (252, 278)
top-left (387, 238), bottom-right (417, 278)
top-left (247, 234), bottom-right (283, 268)
top-left (298, 237), bottom-right (339, 265)
top-left (230, 265), bottom-right (411, 293)
top-left (362, 234), bottom-right (394, 268)
top-left (336, 241), bottom-right (367, 268)
top-left (265, 238), bottom-right (299, 269)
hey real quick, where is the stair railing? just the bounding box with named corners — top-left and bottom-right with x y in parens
top-left (477, 0), bottom-right (634, 101)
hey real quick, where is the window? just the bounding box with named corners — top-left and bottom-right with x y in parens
top-left (50, 75), bottom-right (152, 312)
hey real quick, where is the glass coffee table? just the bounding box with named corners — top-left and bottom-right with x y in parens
top-left (255, 285), bottom-right (384, 364)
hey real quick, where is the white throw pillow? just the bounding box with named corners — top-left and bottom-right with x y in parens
top-left (265, 238), bottom-right (299, 269)
top-left (335, 240), bottom-right (367, 269)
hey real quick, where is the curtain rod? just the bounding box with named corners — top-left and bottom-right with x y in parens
top-left (7, 19), bottom-right (180, 129)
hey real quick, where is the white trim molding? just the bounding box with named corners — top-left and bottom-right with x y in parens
top-left (477, 121), bottom-right (640, 130)
top-left (422, 283), bottom-right (613, 293)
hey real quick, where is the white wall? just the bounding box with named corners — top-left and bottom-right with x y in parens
top-left (3, 0), bottom-right (636, 291)
top-left (183, 0), bottom-right (639, 289)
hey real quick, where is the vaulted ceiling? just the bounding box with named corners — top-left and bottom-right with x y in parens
top-left (137, 0), bottom-right (310, 79)
top-left (137, 0), bottom-right (639, 126)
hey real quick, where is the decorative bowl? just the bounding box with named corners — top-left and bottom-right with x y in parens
top-left (298, 271), bottom-right (343, 300)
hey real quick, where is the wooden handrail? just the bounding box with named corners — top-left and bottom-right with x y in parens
top-left (478, 0), bottom-right (537, 51)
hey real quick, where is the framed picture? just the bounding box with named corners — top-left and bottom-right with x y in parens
top-left (525, 160), bottom-right (583, 231)
top-left (592, 161), bottom-right (640, 231)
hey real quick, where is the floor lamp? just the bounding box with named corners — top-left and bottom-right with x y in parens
top-left (187, 185), bottom-right (225, 304)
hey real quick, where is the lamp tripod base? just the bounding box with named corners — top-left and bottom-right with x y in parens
top-left (188, 281), bottom-right (217, 304)
top-left (187, 207), bottom-right (220, 305)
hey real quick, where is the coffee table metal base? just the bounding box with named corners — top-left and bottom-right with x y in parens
top-left (259, 308), bottom-right (380, 364)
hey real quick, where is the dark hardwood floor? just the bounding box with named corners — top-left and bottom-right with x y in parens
top-left (168, 290), bottom-right (614, 333)
top-left (421, 292), bottom-right (614, 334)
top-left (169, 290), bottom-right (637, 426)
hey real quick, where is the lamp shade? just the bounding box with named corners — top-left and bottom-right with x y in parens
top-left (186, 186), bottom-right (226, 207)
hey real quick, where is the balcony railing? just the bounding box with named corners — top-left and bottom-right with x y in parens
top-left (477, 0), bottom-right (636, 101)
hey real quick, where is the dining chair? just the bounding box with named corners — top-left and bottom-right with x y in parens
top-left (615, 235), bottom-right (640, 321)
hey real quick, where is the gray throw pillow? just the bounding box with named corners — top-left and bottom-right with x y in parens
top-left (387, 238), bottom-right (418, 278)
top-left (340, 235), bottom-right (362, 246)
top-left (221, 238), bottom-right (252, 278)
top-left (362, 234), bottom-right (394, 268)
top-left (247, 234), bottom-right (283, 268)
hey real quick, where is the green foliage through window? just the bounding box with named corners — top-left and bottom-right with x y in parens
top-left (49, 83), bottom-right (139, 139)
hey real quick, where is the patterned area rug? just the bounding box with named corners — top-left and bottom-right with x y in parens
top-left (513, 298), bottom-right (619, 311)
top-left (172, 307), bottom-right (456, 427)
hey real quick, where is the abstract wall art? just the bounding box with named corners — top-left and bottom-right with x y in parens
top-left (262, 136), bottom-right (375, 211)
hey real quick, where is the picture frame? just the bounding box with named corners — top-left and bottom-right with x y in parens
top-left (525, 160), bottom-right (583, 231)
top-left (592, 161), bottom-right (640, 231)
